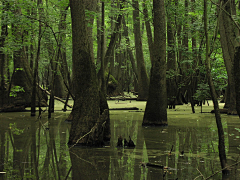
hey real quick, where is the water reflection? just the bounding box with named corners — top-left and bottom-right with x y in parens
top-left (70, 147), bottom-right (110, 180)
top-left (0, 103), bottom-right (240, 179)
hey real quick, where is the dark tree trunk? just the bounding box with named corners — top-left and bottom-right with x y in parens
top-left (100, 2), bottom-right (106, 94)
top-left (84, 0), bottom-right (97, 63)
top-left (234, 46), bottom-right (240, 117)
top-left (219, 0), bottom-right (238, 114)
top-left (68, 0), bottom-right (110, 146)
top-left (143, 0), bottom-right (167, 126)
top-left (0, 1), bottom-right (8, 108)
top-left (166, 4), bottom-right (179, 108)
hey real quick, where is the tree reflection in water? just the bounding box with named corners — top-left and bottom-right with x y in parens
top-left (0, 102), bottom-right (240, 179)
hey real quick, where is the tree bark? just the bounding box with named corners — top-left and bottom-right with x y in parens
top-left (219, 0), bottom-right (238, 114)
top-left (234, 46), bottom-right (240, 117)
top-left (68, 0), bottom-right (110, 146)
top-left (143, 0), bottom-right (167, 126)
top-left (132, 0), bottom-right (149, 100)
top-left (0, 1), bottom-right (8, 108)
top-left (166, 1), bottom-right (179, 108)
top-left (100, 2), bottom-right (106, 94)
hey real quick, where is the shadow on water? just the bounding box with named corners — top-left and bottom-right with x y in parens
top-left (0, 100), bottom-right (240, 179)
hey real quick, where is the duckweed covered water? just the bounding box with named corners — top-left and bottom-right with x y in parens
top-left (0, 99), bottom-right (240, 179)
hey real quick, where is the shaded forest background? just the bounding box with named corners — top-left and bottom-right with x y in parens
top-left (0, 0), bottom-right (240, 176)
top-left (0, 0), bottom-right (239, 119)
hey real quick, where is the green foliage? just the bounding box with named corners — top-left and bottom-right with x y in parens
top-left (211, 54), bottom-right (227, 91)
top-left (105, 72), bottom-right (118, 85)
top-left (166, 69), bottom-right (179, 79)
top-left (194, 83), bottom-right (210, 101)
top-left (10, 86), bottom-right (25, 97)
top-left (9, 123), bottom-right (24, 135)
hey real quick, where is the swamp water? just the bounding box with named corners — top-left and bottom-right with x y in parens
top-left (0, 100), bottom-right (240, 180)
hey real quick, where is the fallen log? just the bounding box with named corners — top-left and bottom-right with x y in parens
top-left (109, 107), bottom-right (139, 110)
top-left (211, 108), bottom-right (238, 115)
top-left (0, 105), bottom-right (26, 112)
top-left (107, 97), bottom-right (138, 101)
top-left (140, 162), bottom-right (167, 169)
top-left (38, 85), bottom-right (73, 108)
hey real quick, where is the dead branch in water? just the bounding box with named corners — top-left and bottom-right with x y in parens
top-left (194, 161), bottom-right (240, 180)
top-left (38, 85), bottom-right (73, 108)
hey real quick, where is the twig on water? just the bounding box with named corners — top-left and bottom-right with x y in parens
top-left (194, 160), bottom-right (240, 180)
top-left (194, 168), bottom-right (205, 180)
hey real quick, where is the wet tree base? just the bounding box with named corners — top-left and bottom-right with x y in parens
top-left (142, 122), bottom-right (168, 127)
top-left (108, 97), bottom-right (137, 101)
top-left (0, 105), bottom-right (26, 112)
top-left (136, 98), bottom-right (147, 101)
top-left (211, 109), bottom-right (238, 115)
top-left (140, 162), bottom-right (167, 169)
top-left (67, 140), bottom-right (110, 147)
top-left (109, 107), bottom-right (139, 110)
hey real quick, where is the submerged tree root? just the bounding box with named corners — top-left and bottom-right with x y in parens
top-left (68, 110), bottom-right (110, 148)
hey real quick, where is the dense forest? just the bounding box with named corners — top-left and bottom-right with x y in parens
top-left (0, 0), bottom-right (240, 177)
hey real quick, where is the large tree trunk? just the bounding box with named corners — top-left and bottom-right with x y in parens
top-left (234, 46), bottom-right (240, 117)
top-left (219, 0), bottom-right (238, 114)
top-left (84, 0), bottom-right (97, 63)
top-left (68, 0), bottom-right (110, 146)
top-left (143, 0), bottom-right (167, 126)
top-left (0, 1), bottom-right (8, 108)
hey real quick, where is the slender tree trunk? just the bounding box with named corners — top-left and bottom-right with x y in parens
top-left (96, 0), bottom-right (101, 66)
top-left (142, 0), bottom-right (154, 64)
top-left (58, 4), bottom-right (70, 98)
top-left (183, 0), bottom-right (189, 69)
top-left (31, 0), bottom-right (43, 116)
top-left (166, 1), bottom-right (178, 108)
top-left (204, 0), bottom-right (228, 173)
top-left (132, 0), bottom-right (149, 100)
top-left (191, 0), bottom-right (197, 68)
top-left (122, 17), bottom-right (138, 90)
top-left (143, 0), bottom-right (167, 126)
top-left (97, 0), bottom-right (125, 83)
top-left (100, 2), bottom-right (106, 94)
